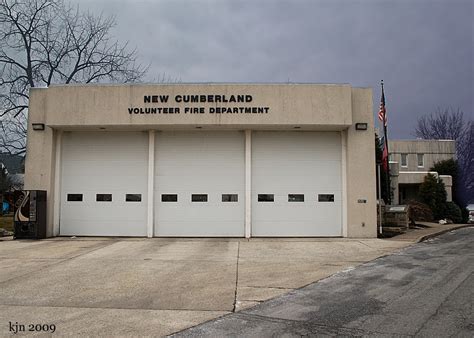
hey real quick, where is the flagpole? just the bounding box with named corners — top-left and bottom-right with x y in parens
top-left (381, 80), bottom-right (391, 205)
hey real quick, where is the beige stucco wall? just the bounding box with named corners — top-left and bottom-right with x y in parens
top-left (25, 83), bottom-right (376, 238)
top-left (345, 88), bottom-right (377, 237)
top-left (32, 83), bottom-right (353, 128)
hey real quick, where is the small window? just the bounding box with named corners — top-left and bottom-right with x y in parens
top-left (192, 194), bottom-right (208, 202)
top-left (318, 194), bottom-right (334, 202)
top-left (288, 194), bottom-right (304, 202)
top-left (161, 194), bottom-right (178, 202)
top-left (96, 194), bottom-right (112, 202)
top-left (401, 153), bottom-right (408, 167)
top-left (258, 194), bottom-right (274, 202)
top-left (126, 194), bottom-right (142, 202)
top-left (417, 154), bottom-right (424, 167)
top-left (222, 194), bottom-right (238, 202)
top-left (67, 194), bottom-right (83, 202)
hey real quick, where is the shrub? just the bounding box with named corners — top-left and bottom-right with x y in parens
top-left (418, 173), bottom-right (447, 220)
top-left (444, 202), bottom-right (463, 223)
top-left (461, 207), bottom-right (469, 224)
top-left (407, 200), bottom-right (434, 223)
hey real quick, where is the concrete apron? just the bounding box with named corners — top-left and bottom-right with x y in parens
top-left (0, 225), bottom-right (461, 336)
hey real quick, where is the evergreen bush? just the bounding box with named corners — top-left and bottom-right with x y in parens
top-left (418, 174), bottom-right (447, 220)
top-left (444, 202), bottom-right (463, 223)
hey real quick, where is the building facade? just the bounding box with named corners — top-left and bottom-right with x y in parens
top-left (25, 83), bottom-right (377, 238)
top-left (389, 139), bottom-right (456, 204)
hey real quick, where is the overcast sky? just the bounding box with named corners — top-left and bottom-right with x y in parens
top-left (74, 0), bottom-right (473, 139)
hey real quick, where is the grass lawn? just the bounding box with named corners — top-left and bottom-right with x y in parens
top-left (0, 214), bottom-right (14, 232)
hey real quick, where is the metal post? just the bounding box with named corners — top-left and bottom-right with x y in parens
top-left (377, 164), bottom-right (383, 235)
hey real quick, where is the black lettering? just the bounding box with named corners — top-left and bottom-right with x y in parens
top-left (152, 95), bottom-right (158, 103)
top-left (229, 95), bottom-right (236, 102)
top-left (207, 95), bottom-right (214, 102)
top-left (160, 95), bottom-right (169, 103)
top-left (215, 95), bottom-right (222, 102)
top-left (246, 95), bottom-right (252, 102)
top-left (209, 107), bottom-right (215, 113)
top-left (144, 96), bottom-right (151, 103)
top-left (245, 107), bottom-right (251, 113)
top-left (237, 95), bottom-right (244, 102)
top-left (191, 95), bottom-right (199, 102)
top-left (175, 95), bottom-right (182, 102)
top-left (128, 108), bottom-right (133, 114)
top-left (200, 95), bottom-right (206, 102)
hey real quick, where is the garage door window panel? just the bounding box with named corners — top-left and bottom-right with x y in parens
top-left (222, 194), bottom-right (238, 202)
top-left (67, 194), bottom-right (83, 202)
top-left (96, 194), bottom-right (112, 202)
top-left (258, 194), bottom-right (274, 202)
top-left (318, 194), bottom-right (335, 202)
top-left (161, 194), bottom-right (178, 202)
top-left (125, 194), bottom-right (142, 202)
top-left (191, 194), bottom-right (208, 202)
top-left (288, 194), bottom-right (304, 202)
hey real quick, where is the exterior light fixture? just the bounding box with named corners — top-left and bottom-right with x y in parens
top-left (355, 123), bottom-right (368, 131)
top-left (293, 126), bottom-right (301, 129)
top-left (32, 123), bottom-right (45, 131)
top-left (195, 126), bottom-right (202, 129)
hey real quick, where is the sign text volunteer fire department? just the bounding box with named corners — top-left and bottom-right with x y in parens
top-left (128, 94), bottom-right (270, 115)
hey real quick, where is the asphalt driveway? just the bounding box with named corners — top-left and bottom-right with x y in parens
top-left (0, 227), bottom-right (461, 336)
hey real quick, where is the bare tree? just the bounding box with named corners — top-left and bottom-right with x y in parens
top-left (0, 0), bottom-right (147, 155)
top-left (415, 108), bottom-right (467, 140)
top-left (414, 107), bottom-right (474, 205)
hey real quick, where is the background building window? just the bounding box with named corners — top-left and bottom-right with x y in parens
top-left (401, 153), bottom-right (408, 167)
top-left (417, 154), bottom-right (424, 167)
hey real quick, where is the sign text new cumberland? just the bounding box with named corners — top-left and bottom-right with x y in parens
top-left (128, 94), bottom-right (270, 115)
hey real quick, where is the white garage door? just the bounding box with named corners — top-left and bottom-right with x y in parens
top-left (60, 132), bottom-right (148, 236)
top-left (252, 131), bottom-right (342, 236)
top-left (154, 131), bottom-right (245, 236)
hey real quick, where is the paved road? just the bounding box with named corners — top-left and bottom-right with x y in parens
top-left (174, 227), bottom-right (474, 337)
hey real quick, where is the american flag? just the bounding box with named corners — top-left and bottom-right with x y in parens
top-left (378, 85), bottom-right (386, 126)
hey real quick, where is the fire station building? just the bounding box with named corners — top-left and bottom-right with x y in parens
top-left (25, 83), bottom-right (377, 238)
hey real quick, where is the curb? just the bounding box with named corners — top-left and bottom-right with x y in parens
top-left (417, 224), bottom-right (473, 243)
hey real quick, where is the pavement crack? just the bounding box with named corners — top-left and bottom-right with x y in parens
top-left (244, 286), bottom-right (293, 290)
top-left (231, 241), bottom-right (241, 313)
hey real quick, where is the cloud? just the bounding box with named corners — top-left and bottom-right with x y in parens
top-left (72, 0), bottom-right (473, 138)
